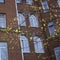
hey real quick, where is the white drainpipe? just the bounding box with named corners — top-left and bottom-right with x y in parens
top-left (15, 0), bottom-right (24, 60)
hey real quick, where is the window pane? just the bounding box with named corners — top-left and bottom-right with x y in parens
top-left (18, 13), bottom-right (26, 26)
top-left (57, 0), bottom-right (60, 7)
top-left (20, 35), bottom-right (30, 53)
top-left (0, 0), bottom-right (4, 3)
top-left (54, 47), bottom-right (60, 60)
top-left (33, 36), bottom-right (45, 53)
top-left (0, 14), bottom-right (6, 28)
top-left (48, 22), bottom-right (55, 35)
top-left (42, 0), bottom-right (49, 12)
top-left (16, 0), bottom-right (22, 3)
top-left (29, 15), bottom-right (38, 27)
top-left (0, 42), bottom-right (8, 60)
top-left (26, 0), bottom-right (33, 5)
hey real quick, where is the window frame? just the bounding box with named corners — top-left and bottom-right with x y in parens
top-left (16, 0), bottom-right (22, 4)
top-left (57, 0), bottom-right (60, 8)
top-left (33, 36), bottom-right (45, 53)
top-left (54, 46), bottom-right (60, 60)
top-left (20, 35), bottom-right (30, 53)
top-left (0, 0), bottom-right (5, 3)
top-left (48, 22), bottom-right (55, 36)
top-left (18, 13), bottom-right (26, 26)
top-left (0, 13), bottom-right (6, 28)
top-left (41, 0), bottom-right (49, 13)
top-left (29, 14), bottom-right (39, 27)
top-left (0, 42), bottom-right (8, 60)
top-left (26, 0), bottom-right (33, 5)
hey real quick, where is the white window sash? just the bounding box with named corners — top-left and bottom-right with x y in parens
top-left (33, 37), bottom-right (45, 53)
top-left (42, 1), bottom-right (49, 12)
top-left (48, 22), bottom-right (54, 35)
top-left (0, 14), bottom-right (6, 28)
top-left (0, 43), bottom-right (8, 60)
top-left (18, 13), bottom-right (26, 26)
top-left (20, 36), bottom-right (30, 53)
top-left (29, 15), bottom-right (38, 27)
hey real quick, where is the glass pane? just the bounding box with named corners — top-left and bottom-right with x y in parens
top-left (54, 47), bottom-right (60, 60)
top-left (0, 42), bottom-right (8, 60)
top-left (42, 1), bottom-right (49, 12)
top-left (33, 36), bottom-right (45, 53)
top-left (16, 0), bottom-right (22, 3)
top-left (0, 14), bottom-right (6, 28)
top-left (18, 13), bottom-right (26, 26)
top-left (0, 42), bottom-right (7, 47)
top-left (20, 35), bottom-right (30, 53)
top-left (0, 0), bottom-right (4, 2)
top-left (0, 49), bottom-right (1, 60)
top-left (29, 15), bottom-right (38, 27)
top-left (57, 0), bottom-right (60, 7)
top-left (0, 22), bottom-right (6, 28)
top-left (1, 48), bottom-right (8, 60)
top-left (49, 26), bottom-right (55, 35)
top-left (48, 22), bottom-right (55, 35)
top-left (26, 0), bottom-right (33, 5)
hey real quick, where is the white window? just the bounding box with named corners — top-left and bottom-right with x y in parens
top-left (26, 0), bottom-right (33, 5)
top-left (33, 36), bottom-right (45, 53)
top-left (48, 22), bottom-right (55, 35)
top-left (0, 0), bottom-right (4, 3)
top-left (0, 14), bottom-right (6, 28)
top-left (16, 0), bottom-right (22, 3)
top-left (20, 35), bottom-right (30, 53)
top-left (57, 0), bottom-right (60, 7)
top-left (18, 13), bottom-right (26, 26)
top-left (0, 42), bottom-right (8, 60)
top-left (54, 47), bottom-right (60, 60)
top-left (29, 15), bottom-right (38, 27)
top-left (42, 0), bottom-right (49, 12)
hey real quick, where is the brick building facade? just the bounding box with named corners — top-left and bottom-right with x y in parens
top-left (0, 0), bottom-right (60, 60)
